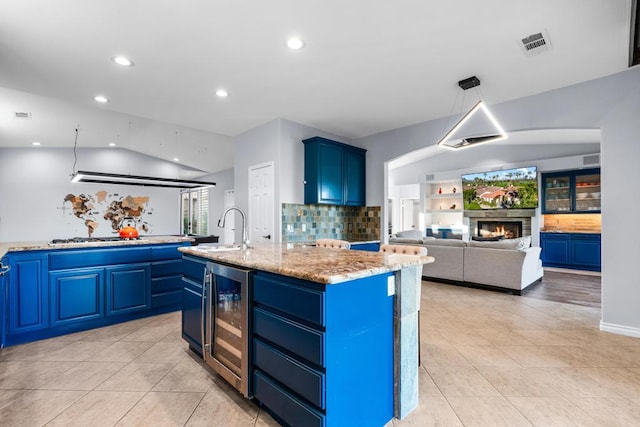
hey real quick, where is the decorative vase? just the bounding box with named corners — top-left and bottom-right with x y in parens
top-left (452, 187), bottom-right (457, 193)
top-left (438, 187), bottom-right (442, 194)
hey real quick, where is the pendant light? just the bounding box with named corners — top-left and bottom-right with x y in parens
top-left (69, 126), bottom-right (215, 189)
top-left (437, 76), bottom-right (507, 150)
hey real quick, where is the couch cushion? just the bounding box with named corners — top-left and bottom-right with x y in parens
top-left (468, 235), bottom-right (531, 250)
top-left (395, 229), bottom-right (423, 240)
top-left (422, 239), bottom-right (467, 247)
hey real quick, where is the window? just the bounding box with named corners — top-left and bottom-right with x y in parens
top-left (181, 188), bottom-right (209, 235)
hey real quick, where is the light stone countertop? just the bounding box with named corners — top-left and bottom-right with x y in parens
top-left (0, 235), bottom-right (194, 260)
top-left (179, 242), bottom-right (433, 285)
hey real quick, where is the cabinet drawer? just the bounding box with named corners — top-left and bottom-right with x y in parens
top-left (253, 370), bottom-right (325, 427)
top-left (150, 244), bottom-right (183, 261)
top-left (151, 290), bottom-right (182, 308)
top-left (49, 247), bottom-right (150, 270)
top-left (254, 338), bottom-right (325, 409)
top-left (151, 275), bottom-right (182, 293)
top-left (253, 307), bottom-right (324, 366)
top-left (182, 256), bottom-right (207, 283)
top-left (254, 273), bottom-right (324, 326)
top-left (151, 259), bottom-right (182, 277)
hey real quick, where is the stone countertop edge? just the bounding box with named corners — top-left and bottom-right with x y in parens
top-left (179, 243), bottom-right (433, 285)
top-left (0, 236), bottom-right (194, 259)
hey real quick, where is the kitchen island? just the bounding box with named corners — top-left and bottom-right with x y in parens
top-left (0, 236), bottom-right (192, 347)
top-left (179, 242), bottom-right (433, 426)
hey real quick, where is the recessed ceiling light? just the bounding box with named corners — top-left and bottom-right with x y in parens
top-left (112, 56), bottom-right (134, 67)
top-left (215, 89), bottom-right (229, 98)
top-left (94, 95), bottom-right (109, 103)
top-left (173, 157), bottom-right (180, 162)
top-left (32, 141), bottom-right (41, 146)
top-left (108, 142), bottom-right (116, 147)
top-left (286, 37), bottom-right (305, 50)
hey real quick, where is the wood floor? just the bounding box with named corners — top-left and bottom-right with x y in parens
top-left (523, 269), bottom-right (601, 308)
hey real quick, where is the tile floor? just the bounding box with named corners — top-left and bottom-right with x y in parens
top-left (1, 280), bottom-right (639, 426)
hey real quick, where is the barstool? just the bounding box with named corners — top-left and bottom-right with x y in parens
top-left (316, 239), bottom-right (351, 249)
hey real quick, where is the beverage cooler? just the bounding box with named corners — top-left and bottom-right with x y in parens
top-left (202, 262), bottom-right (253, 397)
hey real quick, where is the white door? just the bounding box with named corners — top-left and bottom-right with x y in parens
top-left (223, 189), bottom-right (235, 245)
top-left (248, 162), bottom-right (274, 243)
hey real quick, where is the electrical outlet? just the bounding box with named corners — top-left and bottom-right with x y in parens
top-left (387, 276), bottom-right (395, 296)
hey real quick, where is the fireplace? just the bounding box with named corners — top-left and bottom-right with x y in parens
top-left (477, 220), bottom-right (522, 240)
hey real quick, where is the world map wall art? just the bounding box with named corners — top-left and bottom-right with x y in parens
top-left (60, 190), bottom-right (154, 237)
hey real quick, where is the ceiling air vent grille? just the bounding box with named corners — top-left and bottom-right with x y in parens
top-left (583, 154), bottom-right (600, 165)
top-left (14, 112), bottom-right (31, 119)
top-left (520, 30), bottom-right (551, 56)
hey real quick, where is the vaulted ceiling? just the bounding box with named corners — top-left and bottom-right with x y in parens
top-left (0, 1), bottom-right (632, 172)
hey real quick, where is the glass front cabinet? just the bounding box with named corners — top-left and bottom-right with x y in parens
top-left (542, 168), bottom-right (600, 214)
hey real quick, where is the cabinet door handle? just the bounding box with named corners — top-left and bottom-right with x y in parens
top-left (262, 234), bottom-right (271, 240)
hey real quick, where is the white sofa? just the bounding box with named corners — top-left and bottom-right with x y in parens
top-left (389, 231), bottom-right (543, 294)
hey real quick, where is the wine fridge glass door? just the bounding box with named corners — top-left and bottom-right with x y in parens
top-left (204, 262), bottom-right (252, 397)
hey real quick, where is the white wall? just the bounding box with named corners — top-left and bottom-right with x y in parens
top-left (233, 118), bottom-right (352, 243)
top-left (357, 67), bottom-right (640, 336)
top-left (0, 147), bottom-right (187, 241)
top-left (199, 168), bottom-right (234, 240)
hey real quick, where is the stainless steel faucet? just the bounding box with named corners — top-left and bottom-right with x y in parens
top-left (218, 206), bottom-right (250, 250)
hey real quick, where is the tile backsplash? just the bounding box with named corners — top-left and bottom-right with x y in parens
top-left (282, 203), bottom-right (380, 242)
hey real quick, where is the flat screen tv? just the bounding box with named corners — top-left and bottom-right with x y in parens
top-left (462, 166), bottom-right (538, 210)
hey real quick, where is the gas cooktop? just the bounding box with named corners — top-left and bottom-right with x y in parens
top-left (49, 236), bottom-right (144, 245)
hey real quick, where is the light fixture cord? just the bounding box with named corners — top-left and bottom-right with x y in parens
top-left (71, 125), bottom-right (79, 176)
top-left (438, 87), bottom-right (463, 141)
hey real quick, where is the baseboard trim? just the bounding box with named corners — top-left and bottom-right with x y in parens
top-left (600, 321), bottom-right (640, 338)
top-left (543, 267), bottom-right (601, 277)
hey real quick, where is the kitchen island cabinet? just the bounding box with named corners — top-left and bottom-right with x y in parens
top-left (1, 237), bottom-right (190, 347)
top-left (179, 243), bottom-right (432, 425)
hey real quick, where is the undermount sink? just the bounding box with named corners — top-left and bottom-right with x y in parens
top-left (195, 244), bottom-right (242, 252)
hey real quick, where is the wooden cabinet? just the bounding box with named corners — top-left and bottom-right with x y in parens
top-left (540, 232), bottom-right (601, 271)
top-left (181, 255), bottom-right (207, 355)
top-left (251, 271), bottom-right (394, 427)
top-left (303, 137), bottom-right (366, 206)
top-left (542, 168), bottom-right (600, 213)
top-left (7, 252), bottom-right (48, 335)
top-left (49, 268), bottom-right (104, 327)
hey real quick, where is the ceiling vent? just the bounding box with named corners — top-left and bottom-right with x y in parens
top-left (583, 154), bottom-right (600, 166)
top-left (14, 112), bottom-right (31, 119)
top-left (519, 30), bottom-right (551, 56)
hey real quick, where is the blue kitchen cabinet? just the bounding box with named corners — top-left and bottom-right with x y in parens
top-left (343, 146), bottom-right (366, 206)
top-left (3, 242), bottom-right (188, 347)
top-left (0, 261), bottom-right (9, 348)
top-left (350, 242), bottom-right (380, 252)
top-left (49, 268), bottom-right (104, 327)
top-left (181, 255), bottom-right (207, 355)
top-left (6, 252), bottom-right (48, 335)
top-left (303, 137), bottom-right (367, 206)
top-left (251, 270), bottom-right (394, 427)
top-left (570, 234), bottom-right (601, 270)
top-left (540, 232), bottom-right (601, 271)
top-left (106, 263), bottom-right (151, 316)
top-left (150, 244), bottom-right (185, 309)
top-left (542, 168), bottom-right (600, 213)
